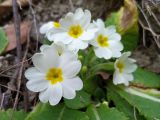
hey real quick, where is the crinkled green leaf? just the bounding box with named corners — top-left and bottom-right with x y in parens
top-left (0, 109), bottom-right (27, 120)
top-left (64, 90), bottom-right (91, 109)
top-left (0, 27), bottom-right (8, 54)
top-left (86, 102), bottom-right (128, 120)
top-left (107, 85), bottom-right (145, 120)
top-left (108, 83), bottom-right (160, 120)
top-left (25, 103), bottom-right (89, 120)
top-left (132, 68), bottom-right (160, 88)
top-left (105, 0), bottom-right (139, 51)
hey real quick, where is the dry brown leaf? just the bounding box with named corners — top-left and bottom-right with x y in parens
top-left (4, 21), bottom-right (31, 52)
top-left (96, 71), bottom-right (110, 80)
top-left (0, 0), bottom-right (29, 15)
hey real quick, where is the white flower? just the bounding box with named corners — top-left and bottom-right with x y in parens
top-left (113, 52), bottom-right (137, 86)
top-left (40, 42), bottom-right (79, 54)
top-left (47, 8), bottom-right (97, 51)
top-left (90, 19), bottom-right (123, 59)
top-left (25, 45), bottom-right (83, 105)
top-left (40, 21), bottom-right (61, 37)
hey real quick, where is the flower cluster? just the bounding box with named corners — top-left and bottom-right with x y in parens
top-left (25, 8), bottom-right (137, 105)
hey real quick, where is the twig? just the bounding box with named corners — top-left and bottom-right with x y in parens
top-left (12, 0), bottom-right (22, 62)
top-left (12, 26), bottom-right (31, 111)
top-left (0, 93), bottom-right (5, 109)
top-left (28, 0), bottom-right (39, 51)
top-left (136, 1), bottom-right (160, 48)
top-left (0, 84), bottom-right (22, 94)
top-left (22, 23), bottom-right (31, 112)
top-left (12, 0), bottom-right (22, 114)
top-left (0, 58), bottom-right (31, 75)
top-left (69, 0), bottom-right (74, 11)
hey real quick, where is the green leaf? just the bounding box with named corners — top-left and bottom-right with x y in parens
top-left (108, 83), bottom-right (160, 120)
top-left (132, 68), bottom-right (160, 88)
top-left (83, 75), bottom-right (99, 94)
top-left (25, 103), bottom-right (89, 120)
top-left (90, 62), bottom-right (114, 74)
top-left (105, 0), bottom-right (139, 51)
top-left (64, 90), bottom-right (91, 109)
top-left (0, 27), bottom-right (8, 54)
top-left (86, 102), bottom-right (128, 120)
top-left (107, 85), bottom-right (145, 120)
top-left (0, 109), bottom-right (27, 120)
top-left (93, 87), bottom-right (106, 101)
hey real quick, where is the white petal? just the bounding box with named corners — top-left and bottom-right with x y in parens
top-left (118, 52), bottom-right (131, 62)
top-left (123, 73), bottom-right (134, 82)
top-left (89, 38), bottom-right (99, 47)
top-left (52, 33), bottom-right (72, 44)
top-left (79, 9), bottom-right (91, 29)
top-left (40, 22), bottom-right (54, 34)
top-left (94, 47), bottom-right (112, 59)
top-left (113, 71), bottom-right (129, 86)
top-left (128, 58), bottom-right (136, 63)
top-left (111, 50), bottom-right (122, 58)
top-left (60, 51), bottom-right (78, 65)
top-left (26, 79), bottom-right (49, 92)
top-left (108, 41), bottom-right (123, 57)
top-left (74, 8), bottom-right (84, 21)
top-left (40, 44), bottom-right (50, 52)
top-left (61, 60), bottom-right (81, 78)
top-left (109, 41), bottom-right (123, 51)
top-left (123, 62), bottom-right (137, 73)
top-left (62, 77), bottom-right (83, 91)
top-left (108, 33), bottom-right (121, 41)
top-left (25, 67), bottom-right (45, 80)
top-left (32, 46), bottom-right (59, 72)
top-left (46, 28), bottom-right (63, 41)
top-left (68, 39), bottom-right (88, 50)
top-left (60, 12), bottom-right (74, 29)
top-left (49, 83), bottom-right (63, 106)
top-left (80, 28), bottom-right (97, 41)
top-left (39, 86), bottom-right (50, 103)
top-left (105, 26), bottom-right (116, 34)
top-left (93, 19), bottom-right (105, 29)
top-left (62, 83), bottom-right (76, 99)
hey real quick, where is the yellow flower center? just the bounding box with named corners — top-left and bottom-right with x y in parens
top-left (97, 34), bottom-right (109, 47)
top-left (46, 68), bottom-right (63, 85)
top-left (68, 25), bottom-right (83, 38)
top-left (116, 62), bottom-right (124, 73)
top-left (53, 22), bottom-right (61, 28)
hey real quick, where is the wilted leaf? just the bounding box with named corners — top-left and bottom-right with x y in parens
top-left (105, 0), bottom-right (139, 51)
top-left (0, 0), bottom-right (29, 16)
top-left (4, 21), bottom-right (31, 52)
top-left (64, 90), bottom-right (91, 109)
top-left (0, 109), bottom-right (27, 120)
top-left (0, 27), bottom-right (8, 54)
top-left (96, 71), bottom-right (110, 80)
top-left (86, 102), bottom-right (128, 120)
top-left (25, 103), bottom-right (89, 120)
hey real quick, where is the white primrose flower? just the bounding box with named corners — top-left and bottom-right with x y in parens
top-left (90, 19), bottom-right (123, 59)
top-left (40, 42), bottom-right (79, 54)
top-left (113, 52), bottom-right (137, 86)
top-left (47, 8), bottom-right (97, 51)
top-left (40, 21), bottom-right (61, 35)
top-left (25, 45), bottom-right (83, 105)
